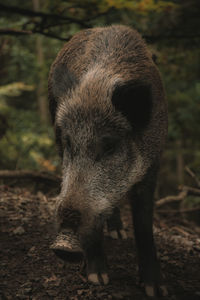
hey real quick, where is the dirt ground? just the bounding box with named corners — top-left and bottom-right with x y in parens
top-left (0, 184), bottom-right (200, 300)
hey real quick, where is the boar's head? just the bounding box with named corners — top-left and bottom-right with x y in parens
top-left (53, 66), bottom-right (152, 240)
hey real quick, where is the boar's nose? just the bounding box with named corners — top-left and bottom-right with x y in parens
top-left (50, 230), bottom-right (83, 262)
top-left (51, 208), bottom-right (83, 262)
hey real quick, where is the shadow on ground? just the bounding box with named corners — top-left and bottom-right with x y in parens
top-left (0, 186), bottom-right (200, 300)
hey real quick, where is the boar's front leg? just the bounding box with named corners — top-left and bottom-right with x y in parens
top-left (107, 207), bottom-right (127, 239)
top-left (130, 167), bottom-right (168, 297)
top-left (82, 220), bottom-right (109, 285)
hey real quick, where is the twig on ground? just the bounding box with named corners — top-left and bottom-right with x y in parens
top-left (156, 167), bottom-right (200, 208)
top-left (156, 189), bottom-right (188, 207)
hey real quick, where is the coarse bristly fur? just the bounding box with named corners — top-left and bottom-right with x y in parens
top-left (48, 25), bottom-right (168, 296)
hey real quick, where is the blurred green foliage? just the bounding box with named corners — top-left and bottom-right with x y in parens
top-left (0, 95), bottom-right (58, 171)
top-left (0, 0), bottom-right (200, 199)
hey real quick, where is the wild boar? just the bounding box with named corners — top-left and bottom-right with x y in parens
top-left (48, 25), bottom-right (168, 297)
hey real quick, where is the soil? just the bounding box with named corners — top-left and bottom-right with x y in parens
top-left (0, 184), bottom-right (200, 300)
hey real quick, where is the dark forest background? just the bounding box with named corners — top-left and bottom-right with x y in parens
top-left (0, 0), bottom-right (200, 205)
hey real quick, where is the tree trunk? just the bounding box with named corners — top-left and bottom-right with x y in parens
top-left (32, 0), bottom-right (49, 124)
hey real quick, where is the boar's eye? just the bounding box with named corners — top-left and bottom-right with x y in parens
top-left (102, 137), bottom-right (118, 155)
top-left (96, 137), bottom-right (119, 161)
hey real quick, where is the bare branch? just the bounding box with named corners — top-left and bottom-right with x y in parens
top-left (185, 166), bottom-right (200, 188)
top-left (33, 30), bottom-right (70, 41)
top-left (0, 29), bottom-right (32, 36)
top-left (156, 184), bottom-right (200, 208)
top-left (0, 170), bottom-right (61, 183)
top-left (0, 4), bottom-right (89, 28)
top-left (0, 28), bottom-right (71, 41)
top-left (156, 189), bottom-right (188, 207)
top-left (181, 185), bottom-right (200, 196)
top-left (1, 4), bottom-right (200, 42)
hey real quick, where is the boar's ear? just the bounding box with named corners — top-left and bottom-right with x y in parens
top-left (112, 83), bottom-right (152, 132)
top-left (52, 63), bottom-right (78, 98)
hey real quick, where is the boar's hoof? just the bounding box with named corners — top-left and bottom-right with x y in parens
top-left (159, 285), bottom-right (168, 297)
top-left (50, 231), bottom-right (83, 262)
top-left (143, 284), bottom-right (168, 297)
top-left (88, 273), bottom-right (109, 285)
top-left (109, 229), bottom-right (127, 240)
top-left (119, 229), bottom-right (128, 239)
top-left (109, 230), bottom-right (118, 239)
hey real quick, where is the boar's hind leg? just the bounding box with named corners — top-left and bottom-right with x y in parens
top-left (130, 167), bottom-right (168, 297)
top-left (82, 223), bottom-right (109, 285)
top-left (107, 207), bottom-right (127, 239)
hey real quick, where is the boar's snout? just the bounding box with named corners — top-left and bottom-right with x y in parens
top-left (51, 230), bottom-right (83, 262)
top-left (51, 206), bottom-right (83, 262)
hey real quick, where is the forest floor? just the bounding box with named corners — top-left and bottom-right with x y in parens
top-left (0, 184), bottom-right (200, 300)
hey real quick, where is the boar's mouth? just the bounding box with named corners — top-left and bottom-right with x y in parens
top-left (58, 207), bottom-right (82, 230)
top-left (50, 230), bottom-right (83, 262)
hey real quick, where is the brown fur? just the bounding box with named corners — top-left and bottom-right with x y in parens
top-left (48, 25), bottom-right (168, 295)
